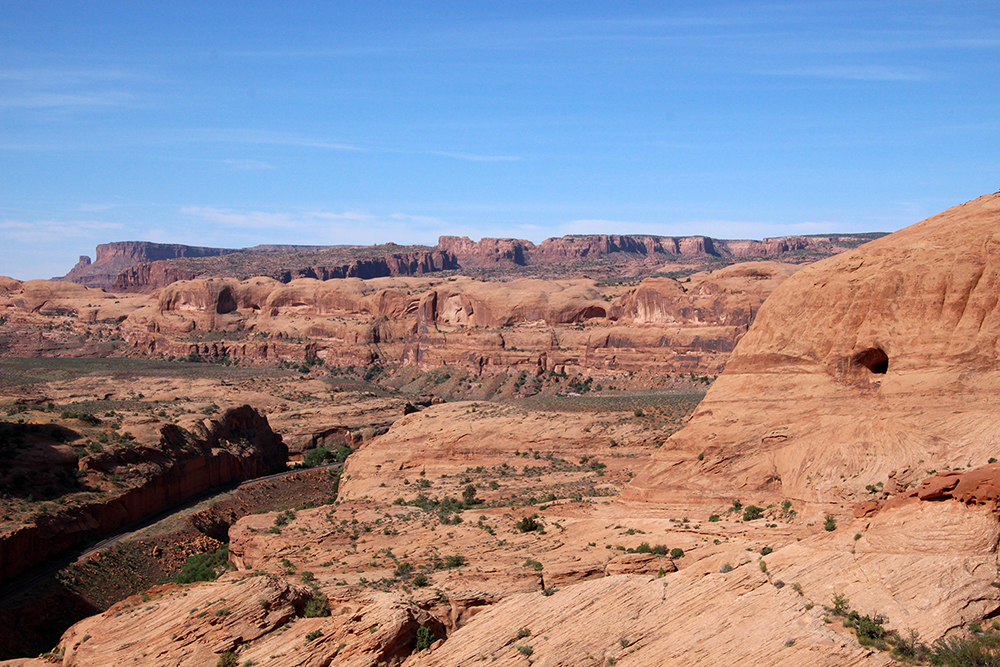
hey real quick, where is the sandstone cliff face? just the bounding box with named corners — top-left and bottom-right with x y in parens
top-left (111, 250), bottom-right (458, 292)
top-left (626, 193), bottom-right (1000, 505)
top-left (440, 233), bottom-right (864, 268)
top-left (55, 241), bottom-right (458, 292)
top-left (0, 406), bottom-right (286, 587)
top-left (1, 264), bottom-right (797, 376)
top-left (111, 266), bottom-right (796, 376)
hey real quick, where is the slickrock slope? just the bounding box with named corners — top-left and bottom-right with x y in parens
top-left (626, 193), bottom-right (1000, 505)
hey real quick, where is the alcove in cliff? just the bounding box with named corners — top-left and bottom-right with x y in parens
top-left (853, 347), bottom-right (889, 374)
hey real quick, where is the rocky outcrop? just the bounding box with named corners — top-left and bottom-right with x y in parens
top-left (625, 193), bottom-right (1000, 505)
top-left (0, 406), bottom-right (286, 587)
top-left (437, 236), bottom-right (533, 266)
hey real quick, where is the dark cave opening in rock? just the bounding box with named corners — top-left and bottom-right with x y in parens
top-left (853, 347), bottom-right (889, 374)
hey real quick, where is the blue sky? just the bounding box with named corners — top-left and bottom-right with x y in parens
top-left (1, 1), bottom-right (997, 279)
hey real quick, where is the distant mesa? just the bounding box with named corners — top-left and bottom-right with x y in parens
top-left (56, 241), bottom-right (458, 292)
top-left (437, 233), bottom-right (874, 266)
top-left (55, 231), bottom-right (885, 292)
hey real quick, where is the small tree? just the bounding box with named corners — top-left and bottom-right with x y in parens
top-left (414, 626), bottom-right (434, 652)
top-left (516, 514), bottom-right (541, 533)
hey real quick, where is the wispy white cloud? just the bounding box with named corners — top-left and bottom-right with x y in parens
top-left (554, 217), bottom-right (866, 240)
top-left (0, 91), bottom-right (134, 108)
top-left (180, 206), bottom-right (300, 229)
top-left (757, 65), bottom-right (928, 81)
top-left (76, 203), bottom-right (116, 212)
top-left (427, 151), bottom-right (520, 162)
top-left (0, 218), bottom-right (123, 244)
top-left (180, 206), bottom-right (455, 246)
top-left (181, 129), bottom-right (367, 152)
top-left (0, 67), bottom-right (141, 84)
top-left (221, 159), bottom-right (274, 171)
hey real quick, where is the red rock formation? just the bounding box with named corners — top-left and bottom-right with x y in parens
top-left (437, 236), bottom-right (533, 266)
top-left (625, 193), bottom-right (1000, 505)
top-left (440, 233), bottom-right (871, 269)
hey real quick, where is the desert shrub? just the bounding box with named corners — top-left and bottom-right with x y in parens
top-left (928, 631), bottom-right (1000, 666)
top-left (825, 515), bottom-right (837, 531)
top-left (217, 651), bottom-right (238, 667)
top-left (412, 573), bottom-right (429, 587)
top-left (462, 484), bottom-right (480, 505)
top-left (175, 545), bottom-right (230, 584)
top-left (305, 629), bottom-right (323, 642)
top-left (304, 592), bottom-right (331, 618)
top-left (742, 505), bottom-right (765, 521)
top-left (303, 447), bottom-right (329, 468)
top-left (516, 514), bottom-right (541, 533)
top-left (414, 626), bottom-right (434, 652)
top-left (670, 548), bottom-right (684, 558)
top-left (442, 555), bottom-right (466, 570)
top-left (720, 563), bottom-right (733, 573)
top-left (517, 627), bottom-right (531, 639)
top-left (851, 611), bottom-right (889, 645)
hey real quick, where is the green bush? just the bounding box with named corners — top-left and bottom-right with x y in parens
top-left (304, 592), bottom-right (331, 618)
top-left (175, 545), bottom-right (230, 584)
top-left (443, 554), bottom-right (466, 569)
top-left (217, 651), bottom-right (238, 667)
top-left (516, 514), bottom-right (541, 532)
top-left (824, 515), bottom-right (837, 531)
top-left (927, 631), bottom-right (1000, 666)
top-left (742, 505), bottom-right (765, 521)
top-left (414, 626), bottom-right (434, 652)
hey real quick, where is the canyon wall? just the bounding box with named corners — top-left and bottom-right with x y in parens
top-left (0, 406), bottom-right (287, 587)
